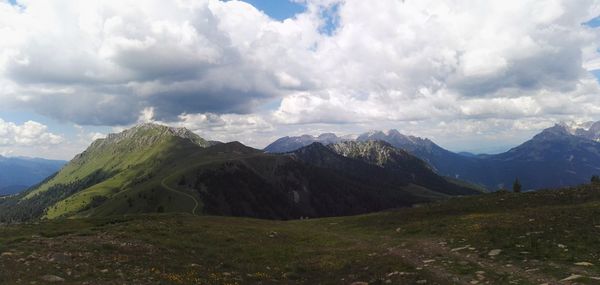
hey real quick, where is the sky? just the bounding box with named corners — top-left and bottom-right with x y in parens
top-left (0, 0), bottom-right (600, 159)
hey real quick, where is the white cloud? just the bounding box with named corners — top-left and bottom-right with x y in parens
top-left (172, 112), bottom-right (274, 145)
top-left (0, 119), bottom-right (63, 146)
top-left (0, 0), bottom-right (321, 124)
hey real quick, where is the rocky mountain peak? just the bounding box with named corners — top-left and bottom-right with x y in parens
top-left (94, 123), bottom-right (208, 149)
top-left (329, 140), bottom-right (413, 167)
top-left (533, 122), bottom-right (600, 142)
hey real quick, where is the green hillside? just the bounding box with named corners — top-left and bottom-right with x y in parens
top-left (2, 183), bottom-right (600, 284)
top-left (0, 123), bottom-right (211, 221)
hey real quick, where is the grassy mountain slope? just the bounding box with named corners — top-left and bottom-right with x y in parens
top-left (0, 124), bottom-right (210, 221)
top-left (3, 183), bottom-right (600, 284)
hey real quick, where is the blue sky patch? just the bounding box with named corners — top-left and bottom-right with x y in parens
top-left (319, 2), bottom-right (341, 35)
top-left (591, 70), bottom-right (600, 83)
top-left (240, 0), bottom-right (305, 21)
top-left (584, 16), bottom-right (600, 28)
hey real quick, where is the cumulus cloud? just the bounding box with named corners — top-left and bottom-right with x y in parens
top-left (273, 0), bottom-right (600, 131)
top-left (0, 0), bottom-right (320, 124)
top-left (0, 0), bottom-right (600, 154)
top-left (0, 119), bottom-right (63, 146)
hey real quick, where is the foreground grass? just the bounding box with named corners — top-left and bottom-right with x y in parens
top-left (4, 184), bottom-right (600, 284)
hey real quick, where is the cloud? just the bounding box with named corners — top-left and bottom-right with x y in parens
top-left (273, 0), bottom-right (600, 127)
top-left (0, 0), bottom-right (321, 124)
top-left (169, 112), bottom-right (274, 145)
top-left (0, 119), bottom-right (63, 146)
top-left (0, 0), bottom-right (600, 154)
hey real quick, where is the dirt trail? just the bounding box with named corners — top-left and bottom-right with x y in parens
top-left (160, 177), bottom-right (199, 215)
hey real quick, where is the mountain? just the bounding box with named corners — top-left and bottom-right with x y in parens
top-left (266, 123), bottom-right (600, 191)
top-left (357, 125), bottom-right (600, 190)
top-left (298, 141), bottom-right (481, 196)
top-left (0, 123), bottom-right (479, 222)
top-left (484, 124), bottom-right (600, 189)
top-left (264, 130), bottom-right (485, 183)
top-left (264, 133), bottom-right (354, 153)
top-left (0, 155), bottom-right (65, 196)
top-left (355, 130), bottom-right (487, 181)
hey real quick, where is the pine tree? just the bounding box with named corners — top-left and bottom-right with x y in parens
top-left (592, 175), bottom-right (600, 184)
top-left (513, 178), bottom-right (522, 193)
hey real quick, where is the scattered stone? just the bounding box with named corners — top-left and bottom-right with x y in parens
top-left (574, 262), bottom-right (594, 266)
top-left (350, 282), bottom-right (368, 285)
top-left (1, 252), bottom-right (14, 257)
top-left (470, 281), bottom-right (479, 284)
top-left (560, 274), bottom-right (583, 282)
top-left (557, 244), bottom-right (566, 249)
top-left (423, 259), bottom-right (436, 264)
top-left (416, 280), bottom-right (427, 284)
top-left (41, 275), bottom-right (65, 282)
top-left (49, 253), bottom-right (71, 263)
top-left (488, 249), bottom-right (502, 256)
top-left (451, 246), bottom-right (470, 252)
top-left (100, 269), bottom-right (109, 273)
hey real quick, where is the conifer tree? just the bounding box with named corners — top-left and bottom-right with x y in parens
top-left (513, 178), bottom-right (522, 193)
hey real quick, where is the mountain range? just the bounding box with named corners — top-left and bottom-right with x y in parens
top-left (264, 133), bottom-right (356, 153)
top-left (0, 156), bottom-right (65, 196)
top-left (0, 123), bottom-right (478, 222)
top-left (265, 122), bottom-right (600, 190)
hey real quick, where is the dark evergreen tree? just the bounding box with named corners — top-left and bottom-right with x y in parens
top-left (513, 178), bottom-right (522, 193)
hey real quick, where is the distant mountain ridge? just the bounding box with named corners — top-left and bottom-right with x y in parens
top-left (0, 155), bottom-right (65, 196)
top-left (265, 121), bottom-right (600, 190)
top-left (264, 133), bottom-right (355, 153)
